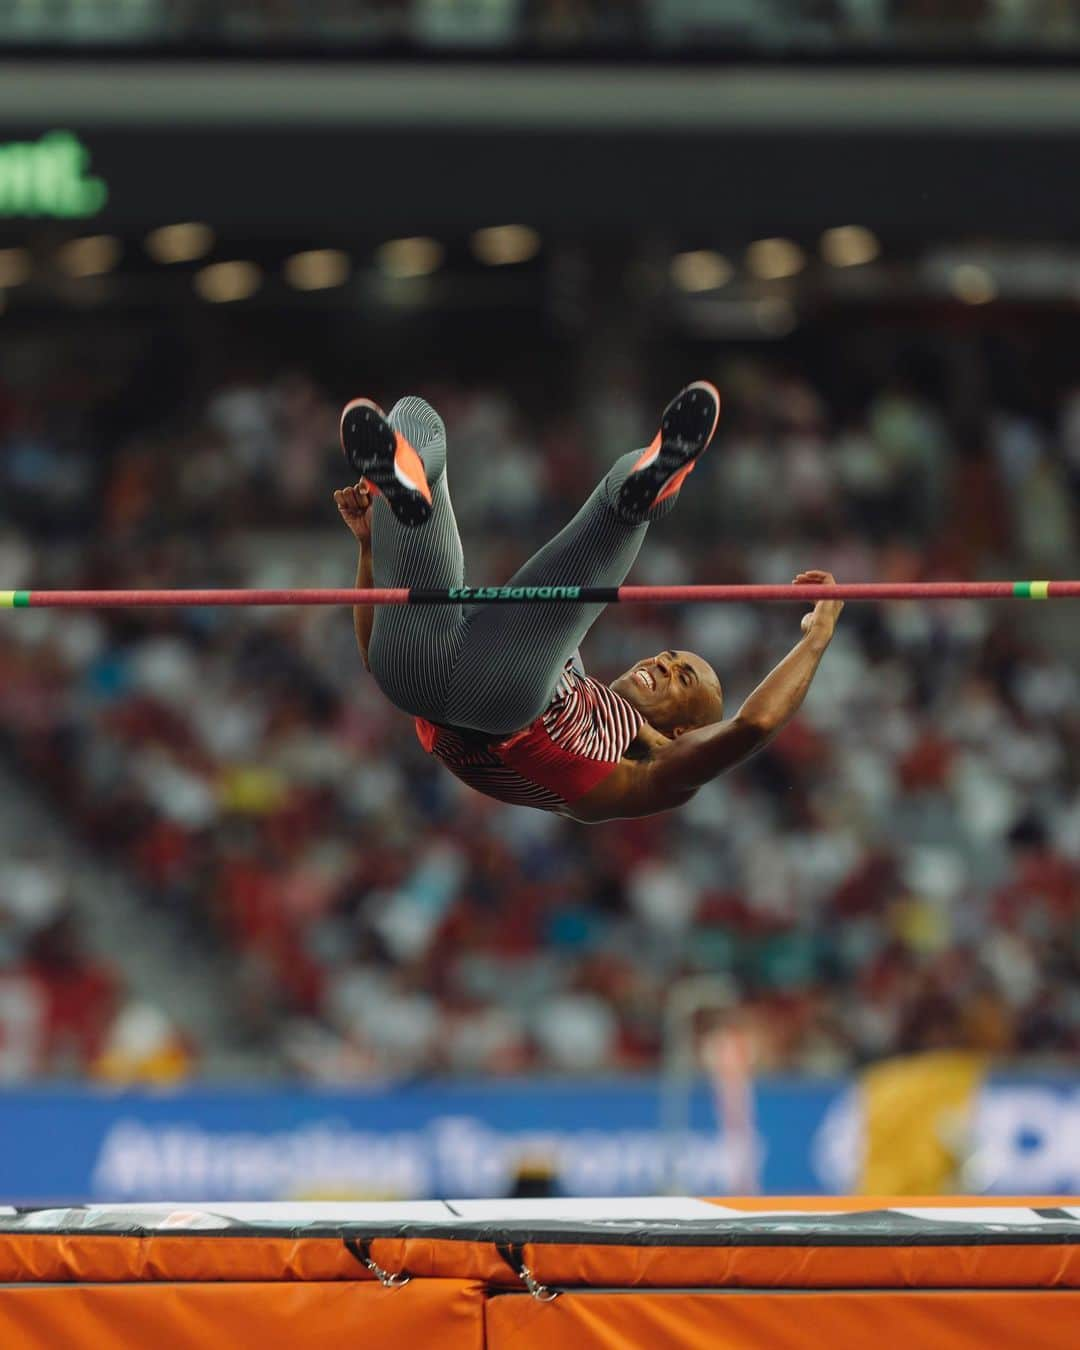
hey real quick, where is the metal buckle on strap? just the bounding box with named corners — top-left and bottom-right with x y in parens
top-left (519, 1262), bottom-right (559, 1302)
top-left (497, 1241), bottom-right (559, 1302)
top-left (343, 1236), bottom-right (411, 1289)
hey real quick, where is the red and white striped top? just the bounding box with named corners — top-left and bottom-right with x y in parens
top-left (415, 664), bottom-right (642, 814)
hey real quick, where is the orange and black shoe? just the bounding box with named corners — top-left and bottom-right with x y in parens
top-left (340, 398), bottom-right (433, 527)
top-left (617, 380), bottom-right (721, 521)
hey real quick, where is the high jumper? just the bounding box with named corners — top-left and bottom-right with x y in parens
top-left (334, 382), bottom-right (842, 822)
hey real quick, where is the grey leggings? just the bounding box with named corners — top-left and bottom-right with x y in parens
top-left (367, 395), bottom-right (678, 736)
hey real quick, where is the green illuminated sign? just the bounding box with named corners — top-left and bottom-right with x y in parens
top-left (0, 130), bottom-right (107, 219)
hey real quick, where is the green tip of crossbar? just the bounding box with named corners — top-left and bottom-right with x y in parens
top-left (1013, 581), bottom-right (1050, 599)
top-left (0, 592), bottom-right (30, 608)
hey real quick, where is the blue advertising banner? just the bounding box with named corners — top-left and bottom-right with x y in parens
top-left (0, 1076), bottom-right (1074, 1203)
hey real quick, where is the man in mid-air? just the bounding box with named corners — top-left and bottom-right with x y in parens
top-left (334, 383), bottom-right (841, 821)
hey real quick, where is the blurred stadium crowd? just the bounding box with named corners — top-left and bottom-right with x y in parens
top-left (0, 316), bottom-right (1078, 1083)
top-left (0, 0), bottom-right (1075, 50)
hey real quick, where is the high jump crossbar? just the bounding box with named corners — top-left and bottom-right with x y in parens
top-left (1, 582), bottom-right (1077, 608)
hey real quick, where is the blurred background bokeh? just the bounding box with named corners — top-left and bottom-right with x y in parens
top-left (0, 0), bottom-right (1076, 1203)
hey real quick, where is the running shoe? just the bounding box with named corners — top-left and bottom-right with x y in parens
top-left (340, 398), bottom-right (433, 527)
top-left (617, 380), bottom-right (721, 520)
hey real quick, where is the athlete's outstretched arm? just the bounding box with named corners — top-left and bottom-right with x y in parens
top-left (335, 480), bottom-right (375, 671)
top-left (648, 571), bottom-right (842, 806)
top-left (578, 573), bottom-right (842, 819)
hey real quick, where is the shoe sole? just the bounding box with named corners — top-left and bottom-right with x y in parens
top-left (340, 398), bottom-right (433, 528)
top-left (618, 380), bottom-right (721, 519)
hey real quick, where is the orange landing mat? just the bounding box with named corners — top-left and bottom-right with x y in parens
top-left (0, 1197), bottom-right (1075, 1348)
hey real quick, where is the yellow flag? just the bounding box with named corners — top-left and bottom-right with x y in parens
top-left (860, 1050), bottom-right (988, 1194)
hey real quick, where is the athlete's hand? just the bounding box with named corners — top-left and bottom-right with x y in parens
top-left (795, 570), bottom-right (843, 644)
top-left (335, 480), bottom-right (374, 545)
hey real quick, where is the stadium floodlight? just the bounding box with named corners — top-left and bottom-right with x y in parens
top-left (195, 261), bottom-right (262, 303)
top-left (375, 237), bottom-right (444, 279)
top-left (670, 250), bottom-right (733, 293)
top-left (57, 235), bottom-right (121, 278)
top-left (284, 249), bottom-right (351, 291)
top-left (0, 248), bottom-right (31, 288)
top-left (470, 225), bottom-right (541, 266)
top-left (821, 225), bottom-right (880, 268)
top-left (145, 223), bottom-right (215, 264)
top-left (950, 263), bottom-right (997, 305)
top-left (746, 237), bottom-right (805, 280)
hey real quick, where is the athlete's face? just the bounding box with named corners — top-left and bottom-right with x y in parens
top-left (611, 649), bottom-right (724, 737)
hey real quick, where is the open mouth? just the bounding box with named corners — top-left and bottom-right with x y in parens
top-left (634, 668), bottom-right (656, 691)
